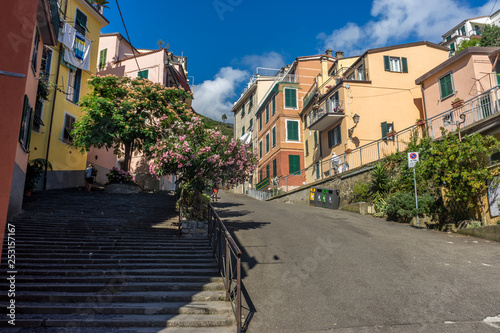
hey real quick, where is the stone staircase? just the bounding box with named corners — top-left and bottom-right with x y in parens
top-left (0, 189), bottom-right (235, 332)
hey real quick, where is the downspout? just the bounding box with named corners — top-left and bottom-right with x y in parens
top-left (43, 0), bottom-right (68, 190)
top-left (420, 83), bottom-right (429, 137)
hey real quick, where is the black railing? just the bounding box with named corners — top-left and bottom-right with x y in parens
top-left (207, 204), bottom-right (242, 332)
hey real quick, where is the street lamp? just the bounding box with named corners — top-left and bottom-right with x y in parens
top-left (348, 113), bottom-right (360, 137)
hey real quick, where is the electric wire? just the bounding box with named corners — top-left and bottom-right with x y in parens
top-left (115, 0), bottom-right (141, 72)
top-left (489, 0), bottom-right (498, 16)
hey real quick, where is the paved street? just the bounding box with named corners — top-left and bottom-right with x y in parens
top-left (214, 191), bottom-right (500, 333)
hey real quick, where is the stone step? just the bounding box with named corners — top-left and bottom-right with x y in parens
top-left (3, 249), bottom-right (213, 256)
top-left (0, 314), bottom-right (235, 328)
top-left (12, 262), bottom-right (217, 270)
top-left (1, 268), bottom-right (219, 277)
top-left (4, 253), bottom-right (214, 260)
top-left (16, 301), bottom-right (233, 315)
top-left (0, 327), bottom-right (236, 333)
top-left (6, 257), bottom-right (215, 265)
top-left (0, 290), bottom-right (226, 303)
top-left (1, 281), bottom-right (225, 292)
top-left (2, 275), bottom-right (223, 284)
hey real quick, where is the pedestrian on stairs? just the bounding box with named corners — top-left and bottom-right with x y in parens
top-left (211, 183), bottom-right (219, 202)
top-left (85, 164), bottom-right (96, 192)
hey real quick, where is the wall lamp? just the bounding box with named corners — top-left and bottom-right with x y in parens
top-left (348, 113), bottom-right (360, 137)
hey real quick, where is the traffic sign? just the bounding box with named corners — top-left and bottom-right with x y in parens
top-left (408, 152), bottom-right (419, 168)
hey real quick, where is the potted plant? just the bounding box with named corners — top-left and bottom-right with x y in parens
top-left (104, 167), bottom-right (141, 193)
top-left (386, 131), bottom-right (397, 138)
top-left (25, 158), bottom-right (52, 196)
top-left (416, 118), bottom-right (425, 126)
top-left (345, 148), bottom-right (352, 154)
top-left (451, 97), bottom-right (464, 109)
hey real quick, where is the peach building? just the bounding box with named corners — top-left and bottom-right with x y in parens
top-left (301, 42), bottom-right (449, 181)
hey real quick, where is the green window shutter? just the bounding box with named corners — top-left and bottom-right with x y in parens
top-left (381, 121), bottom-right (388, 138)
top-left (272, 159), bottom-right (277, 177)
top-left (265, 104), bottom-right (269, 122)
top-left (450, 43), bottom-right (455, 53)
top-left (259, 141), bottom-right (262, 159)
top-left (241, 105), bottom-right (245, 117)
top-left (249, 118), bottom-right (253, 129)
top-left (138, 70), bottom-right (148, 79)
top-left (288, 155), bottom-right (300, 174)
top-left (316, 163), bottom-right (320, 179)
top-left (384, 55), bottom-right (390, 71)
top-left (461, 25), bottom-right (466, 35)
top-left (75, 9), bottom-right (88, 35)
top-left (259, 115), bottom-right (262, 131)
top-left (266, 164), bottom-right (270, 178)
top-left (335, 124), bottom-right (341, 144)
top-left (266, 134), bottom-right (269, 152)
top-left (287, 121), bottom-right (299, 141)
top-left (73, 69), bottom-right (81, 103)
top-left (242, 126), bottom-right (245, 136)
top-left (328, 130), bottom-right (332, 148)
top-left (259, 169), bottom-right (263, 182)
top-left (272, 127), bottom-right (276, 146)
top-left (439, 74), bottom-right (453, 98)
top-left (285, 88), bottom-right (297, 108)
top-left (249, 142), bottom-right (253, 151)
top-left (306, 140), bottom-right (309, 155)
top-left (272, 95), bottom-right (276, 114)
top-left (314, 131), bottom-right (317, 145)
top-left (402, 57), bottom-right (408, 73)
top-left (99, 49), bottom-right (107, 69)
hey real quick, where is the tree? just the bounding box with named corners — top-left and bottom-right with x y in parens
top-left (479, 25), bottom-right (500, 47)
top-left (72, 75), bottom-right (193, 171)
top-left (221, 113), bottom-right (227, 123)
top-left (457, 37), bottom-right (480, 53)
top-left (149, 117), bottom-right (257, 219)
top-left (419, 130), bottom-right (500, 225)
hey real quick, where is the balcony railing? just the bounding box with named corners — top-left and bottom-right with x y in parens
top-left (277, 73), bottom-right (299, 83)
top-left (303, 82), bottom-right (317, 107)
top-left (261, 85), bottom-right (500, 196)
top-left (308, 100), bottom-right (344, 131)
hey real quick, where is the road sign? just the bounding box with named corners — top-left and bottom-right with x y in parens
top-left (408, 152), bottom-right (419, 168)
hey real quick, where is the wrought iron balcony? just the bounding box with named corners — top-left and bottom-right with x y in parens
top-left (308, 100), bottom-right (344, 131)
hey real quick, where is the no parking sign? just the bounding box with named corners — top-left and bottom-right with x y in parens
top-left (408, 152), bottom-right (419, 168)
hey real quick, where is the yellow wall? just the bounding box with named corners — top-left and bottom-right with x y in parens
top-left (29, 0), bottom-right (107, 179)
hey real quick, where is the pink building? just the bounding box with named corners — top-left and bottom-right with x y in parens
top-left (90, 33), bottom-right (191, 190)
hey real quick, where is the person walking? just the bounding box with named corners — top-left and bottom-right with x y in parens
top-left (85, 164), bottom-right (95, 192)
top-left (211, 183), bottom-right (219, 202)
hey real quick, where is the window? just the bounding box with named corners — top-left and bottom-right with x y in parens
top-left (439, 72), bottom-right (454, 99)
top-left (284, 88), bottom-right (297, 108)
top-left (272, 159), bottom-right (277, 177)
top-left (41, 47), bottom-right (52, 76)
top-left (266, 164), bottom-right (270, 179)
top-left (460, 25), bottom-right (466, 35)
top-left (259, 169), bottom-right (263, 182)
top-left (286, 120), bottom-right (299, 141)
top-left (266, 133), bottom-right (270, 153)
top-left (98, 48), bottom-right (107, 70)
top-left (272, 126), bottom-right (276, 147)
top-left (19, 95), bottom-right (33, 151)
top-left (75, 9), bottom-right (88, 36)
top-left (33, 100), bottom-right (44, 133)
top-left (305, 140), bottom-right (309, 156)
top-left (62, 113), bottom-right (76, 144)
top-left (314, 131), bottom-right (318, 146)
top-left (249, 142), bottom-right (253, 151)
top-left (259, 140), bottom-right (262, 159)
top-left (381, 121), bottom-right (395, 140)
top-left (288, 155), bottom-right (300, 175)
top-left (450, 43), bottom-right (455, 53)
top-left (249, 118), bottom-right (253, 130)
top-left (328, 124), bottom-right (341, 147)
top-left (31, 29), bottom-right (40, 73)
top-left (249, 95), bottom-right (253, 110)
top-left (265, 104), bottom-right (269, 123)
top-left (304, 115), bottom-right (307, 128)
top-left (356, 59), bottom-right (365, 81)
top-left (315, 162), bottom-right (320, 180)
top-left (67, 68), bottom-right (82, 104)
top-left (242, 126), bottom-right (245, 136)
top-left (138, 69), bottom-right (148, 79)
top-left (241, 104), bottom-right (245, 117)
top-left (259, 114), bottom-right (262, 131)
top-left (327, 91), bottom-right (340, 112)
top-left (383, 56), bottom-right (408, 73)
top-left (272, 95), bottom-right (276, 115)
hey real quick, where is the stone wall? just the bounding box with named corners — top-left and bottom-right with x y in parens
top-left (270, 163), bottom-right (376, 207)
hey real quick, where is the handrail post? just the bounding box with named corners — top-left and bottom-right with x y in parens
top-left (237, 254), bottom-right (242, 333)
top-left (225, 239), bottom-right (230, 302)
top-left (360, 148), bottom-right (363, 166)
top-left (178, 205), bottom-right (182, 236)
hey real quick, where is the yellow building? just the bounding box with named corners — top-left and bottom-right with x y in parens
top-left (301, 42), bottom-right (449, 182)
top-left (29, 0), bottom-right (108, 189)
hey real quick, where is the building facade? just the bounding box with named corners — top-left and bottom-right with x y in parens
top-left (28, 0), bottom-right (109, 190)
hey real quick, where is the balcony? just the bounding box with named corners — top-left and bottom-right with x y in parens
top-left (308, 100), bottom-right (344, 131)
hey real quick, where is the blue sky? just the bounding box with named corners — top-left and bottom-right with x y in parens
top-left (102, 0), bottom-right (497, 121)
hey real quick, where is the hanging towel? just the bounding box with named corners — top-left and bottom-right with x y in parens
top-left (58, 22), bottom-right (76, 49)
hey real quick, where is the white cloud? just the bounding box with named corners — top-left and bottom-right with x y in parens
top-left (318, 0), bottom-right (496, 56)
top-left (192, 67), bottom-right (249, 121)
top-left (240, 51), bottom-right (286, 71)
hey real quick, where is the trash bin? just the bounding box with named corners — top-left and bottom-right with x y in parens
top-left (326, 189), bottom-right (340, 210)
top-left (321, 189), bottom-right (328, 208)
top-left (309, 188), bottom-right (317, 206)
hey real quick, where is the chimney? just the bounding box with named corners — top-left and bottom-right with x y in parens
top-left (335, 51), bottom-right (344, 59)
top-left (325, 48), bottom-right (333, 57)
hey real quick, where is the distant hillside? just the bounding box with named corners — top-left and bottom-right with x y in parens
top-left (199, 114), bottom-right (234, 138)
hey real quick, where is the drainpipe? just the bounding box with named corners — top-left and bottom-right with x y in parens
top-left (43, 0), bottom-right (68, 190)
top-left (420, 83), bottom-right (429, 137)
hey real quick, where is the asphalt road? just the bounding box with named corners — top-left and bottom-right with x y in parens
top-left (213, 191), bottom-right (500, 333)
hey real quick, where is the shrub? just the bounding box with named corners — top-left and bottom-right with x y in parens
top-left (353, 181), bottom-right (370, 202)
top-left (386, 192), bottom-right (435, 223)
top-left (370, 162), bottom-right (390, 196)
top-left (106, 167), bottom-right (136, 184)
top-left (176, 183), bottom-right (211, 221)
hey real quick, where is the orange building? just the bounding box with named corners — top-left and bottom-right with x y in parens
top-left (0, 0), bottom-right (58, 255)
top-left (255, 54), bottom-right (334, 190)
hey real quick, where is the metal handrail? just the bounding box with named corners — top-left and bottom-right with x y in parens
top-left (207, 204), bottom-right (242, 333)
